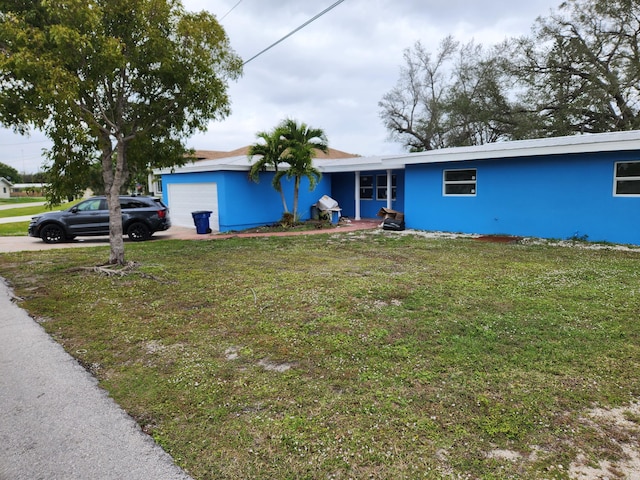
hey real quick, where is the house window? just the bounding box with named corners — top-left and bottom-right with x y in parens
top-left (360, 175), bottom-right (373, 200)
top-left (614, 161), bottom-right (640, 195)
top-left (443, 169), bottom-right (476, 196)
top-left (376, 174), bottom-right (397, 201)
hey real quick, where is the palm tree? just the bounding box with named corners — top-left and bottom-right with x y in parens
top-left (279, 119), bottom-right (328, 219)
top-left (248, 129), bottom-right (290, 214)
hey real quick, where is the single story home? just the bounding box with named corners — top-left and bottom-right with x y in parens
top-left (0, 177), bottom-right (12, 199)
top-left (156, 130), bottom-right (640, 245)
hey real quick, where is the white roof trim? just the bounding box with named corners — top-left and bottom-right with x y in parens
top-left (154, 155), bottom-right (254, 174)
top-left (155, 130), bottom-right (640, 175)
top-left (394, 130), bottom-right (640, 167)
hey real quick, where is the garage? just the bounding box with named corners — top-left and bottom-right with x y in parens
top-left (167, 183), bottom-right (219, 230)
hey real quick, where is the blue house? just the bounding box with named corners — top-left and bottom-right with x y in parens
top-left (156, 147), bottom-right (352, 232)
top-left (157, 130), bottom-right (640, 245)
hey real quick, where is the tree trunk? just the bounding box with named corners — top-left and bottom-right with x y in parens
top-left (279, 188), bottom-right (289, 214)
top-left (292, 176), bottom-right (300, 220)
top-left (102, 135), bottom-right (127, 265)
top-left (273, 168), bottom-right (289, 214)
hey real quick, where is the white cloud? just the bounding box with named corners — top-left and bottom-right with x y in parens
top-left (0, 0), bottom-right (562, 172)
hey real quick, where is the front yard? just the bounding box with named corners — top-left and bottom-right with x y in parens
top-left (0, 231), bottom-right (639, 479)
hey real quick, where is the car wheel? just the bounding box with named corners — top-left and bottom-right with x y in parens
top-left (40, 224), bottom-right (66, 244)
top-left (127, 222), bottom-right (151, 241)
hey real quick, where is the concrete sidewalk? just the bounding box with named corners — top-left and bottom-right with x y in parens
top-left (0, 201), bottom-right (47, 211)
top-left (0, 279), bottom-right (193, 480)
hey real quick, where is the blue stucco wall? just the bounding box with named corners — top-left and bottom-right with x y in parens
top-left (404, 151), bottom-right (640, 245)
top-left (331, 170), bottom-right (405, 219)
top-left (162, 170), bottom-right (331, 232)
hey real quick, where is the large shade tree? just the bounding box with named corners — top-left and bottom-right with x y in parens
top-left (512, 0), bottom-right (640, 136)
top-left (378, 37), bottom-right (521, 151)
top-left (380, 0), bottom-right (640, 152)
top-left (0, 0), bottom-right (242, 264)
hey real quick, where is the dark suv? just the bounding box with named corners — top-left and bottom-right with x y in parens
top-left (28, 196), bottom-right (171, 243)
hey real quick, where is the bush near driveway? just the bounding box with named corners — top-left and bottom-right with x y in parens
top-left (0, 232), bottom-right (639, 479)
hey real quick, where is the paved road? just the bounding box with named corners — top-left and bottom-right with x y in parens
top-left (0, 278), bottom-right (194, 480)
top-left (0, 215), bottom-right (38, 224)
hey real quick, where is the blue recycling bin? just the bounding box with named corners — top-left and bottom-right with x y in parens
top-left (191, 211), bottom-right (212, 234)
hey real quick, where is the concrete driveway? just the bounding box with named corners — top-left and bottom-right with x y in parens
top-left (0, 221), bottom-right (380, 253)
top-left (0, 226), bottom-right (200, 253)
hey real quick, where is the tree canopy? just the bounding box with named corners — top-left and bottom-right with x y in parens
top-left (513, 0), bottom-right (640, 136)
top-left (248, 129), bottom-right (291, 214)
top-left (0, 0), bottom-right (242, 263)
top-left (0, 162), bottom-right (21, 183)
top-left (379, 37), bottom-right (522, 151)
top-left (279, 119), bottom-right (327, 219)
top-left (248, 119), bottom-right (328, 222)
top-left (379, 0), bottom-right (640, 151)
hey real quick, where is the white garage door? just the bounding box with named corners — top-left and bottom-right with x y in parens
top-left (167, 183), bottom-right (219, 230)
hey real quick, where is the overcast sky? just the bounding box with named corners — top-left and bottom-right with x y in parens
top-left (0, 0), bottom-right (562, 174)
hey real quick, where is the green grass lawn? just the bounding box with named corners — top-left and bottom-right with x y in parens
top-left (0, 197), bottom-right (46, 205)
top-left (0, 200), bottom-right (74, 219)
top-left (0, 221), bottom-right (30, 236)
top-left (0, 232), bottom-right (639, 479)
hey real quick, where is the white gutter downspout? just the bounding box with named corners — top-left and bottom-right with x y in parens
top-left (386, 169), bottom-right (393, 210)
top-left (354, 171), bottom-right (361, 220)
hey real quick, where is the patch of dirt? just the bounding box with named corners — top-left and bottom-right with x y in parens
top-left (569, 402), bottom-right (640, 479)
top-left (225, 346), bottom-right (240, 360)
top-left (258, 359), bottom-right (296, 373)
top-left (475, 235), bottom-right (523, 243)
top-left (486, 449), bottom-right (523, 461)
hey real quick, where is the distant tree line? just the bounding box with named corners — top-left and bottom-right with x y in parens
top-left (0, 162), bottom-right (22, 183)
top-left (379, 0), bottom-right (640, 151)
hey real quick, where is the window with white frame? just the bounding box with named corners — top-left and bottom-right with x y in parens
top-left (360, 175), bottom-right (373, 200)
top-left (376, 174), bottom-right (397, 201)
top-left (443, 169), bottom-right (476, 196)
top-left (614, 161), bottom-right (640, 195)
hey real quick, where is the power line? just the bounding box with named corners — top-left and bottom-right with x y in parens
top-left (220, 0), bottom-right (243, 21)
top-left (243, 0), bottom-right (347, 66)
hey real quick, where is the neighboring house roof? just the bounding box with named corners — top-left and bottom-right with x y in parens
top-left (192, 146), bottom-right (360, 161)
top-left (0, 177), bottom-right (13, 186)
